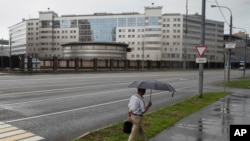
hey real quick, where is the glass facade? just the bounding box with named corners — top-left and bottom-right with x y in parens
top-left (75, 17), bottom-right (145, 42)
top-left (118, 18), bottom-right (126, 27)
top-left (88, 18), bottom-right (117, 41)
top-left (137, 17), bottom-right (145, 26)
top-left (127, 18), bottom-right (136, 27)
top-left (148, 17), bottom-right (159, 26)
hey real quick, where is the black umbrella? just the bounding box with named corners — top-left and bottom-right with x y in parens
top-left (128, 80), bottom-right (176, 100)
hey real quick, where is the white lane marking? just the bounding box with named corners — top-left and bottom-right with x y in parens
top-left (0, 77), bottom-right (192, 98)
top-left (0, 124), bottom-right (11, 129)
top-left (0, 88), bottom-right (129, 106)
top-left (0, 82), bottom-right (129, 97)
top-left (0, 130), bottom-right (26, 139)
top-left (0, 79), bottom-right (132, 91)
top-left (0, 74), bottom-right (163, 82)
top-left (6, 98), bottom-right (130, 123)
top-left (18, 136), bottom-right (44, 141)
top-left (0, 80), bottom-right (195, 107)
top-left (0, 122), bottom-right (44, 141)
top-left (5, 86), bottom-right (193, 123)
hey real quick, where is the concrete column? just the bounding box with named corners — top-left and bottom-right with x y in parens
top-left (75, 58), bottom-right (79, 71)
top-left (27, 56), bottom-right (33, 72)
top-left (93, 58), bottom-right (98, 71)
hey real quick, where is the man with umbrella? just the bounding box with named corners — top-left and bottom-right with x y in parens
top-left (127, 80), bottom-right (176, 141)
top-left (127, 88), bottom-right (152, 141)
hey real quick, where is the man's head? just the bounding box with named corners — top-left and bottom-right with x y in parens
top-left (138, 88), bottom-right (146, 95)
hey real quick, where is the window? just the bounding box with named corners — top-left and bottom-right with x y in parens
top-left (148, 17), bottom-right (159, 26)
top-left (118, 18), bottom-right (126, 27)
top-left (127, 18), bottom-right (136, 27)
top-left (137, 17), bottom-right (145, 26)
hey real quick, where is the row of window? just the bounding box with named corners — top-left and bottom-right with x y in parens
top-left (129, 53), bottom-right (182, 59)
top-left (118, 34), bottom-right (144, 38)
top-left (28, 22), bottom-right (39, 26)
top-left (27, 42), bottom-right (62, 47)
top-left (118, 34), bottom-right (181, 39)
top-left (118, 29), bottom-right (145, 32)
top-left (162, 24), bottom-right (181, 28)
top-left (162, 18), bottom-right (181, 22)
top-left (119, 29), bottom-right (182, 34)
top-left (27, 35), bottom-right (77, 40)
top-left (130, 54), bottom-right (150, 58)
top-left (125, 41), bottom-right (182, 46)
top-left (39, 30), bottom-right (77, 34)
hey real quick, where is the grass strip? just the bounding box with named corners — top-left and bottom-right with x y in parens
top-left (74, 92), bottom-right (229, 141)
top-left (224, 79), bottom-right (250, 88)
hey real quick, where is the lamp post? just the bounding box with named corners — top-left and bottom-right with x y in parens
top-left (9, 33), bottom-right (12, 70)
top-left (1, 38), bottom-right (3, 70)
top-left (183, 0), bottom-right (188, 70)
top-left (211, 5), bottom-right (233, 82)
top-left (233, 27), bottom-right (248, 78)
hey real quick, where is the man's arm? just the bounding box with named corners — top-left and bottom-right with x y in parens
top-left (128, 108), bottom-right (132, 121)
top-left (143, 101), bottom-right (152, 114)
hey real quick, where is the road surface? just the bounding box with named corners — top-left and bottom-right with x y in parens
top-left (0, 70), bottom-right (244, 141)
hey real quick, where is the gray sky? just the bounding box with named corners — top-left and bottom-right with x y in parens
top-left (0, 0), bottom-right (249, 39)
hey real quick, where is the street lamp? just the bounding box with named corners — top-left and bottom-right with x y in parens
top-left (233, 27), bottom-right (248, 78)
top-left (1, 38), bottom-right (3, 70)
top-left (211, 5), bottom-right (233, 82)
top-left (9, 33), bottom-right (12, 70)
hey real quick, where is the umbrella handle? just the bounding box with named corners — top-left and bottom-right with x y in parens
top-left (150, 89), bottom-right (152, 101)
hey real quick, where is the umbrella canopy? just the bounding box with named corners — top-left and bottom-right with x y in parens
top-left (128, 80), bottom-right (176, 98)
top-left (128, 80), bottom-right (176, 92)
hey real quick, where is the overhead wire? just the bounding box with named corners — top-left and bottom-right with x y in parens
top-left (214, 0), bottom-right (230, 27)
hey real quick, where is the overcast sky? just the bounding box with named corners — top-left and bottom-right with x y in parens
top-left (0, 0), bottom-right (249, 39)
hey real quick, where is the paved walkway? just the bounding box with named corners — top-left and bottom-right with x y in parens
top-left (150, 88), bottom-right (250, 141)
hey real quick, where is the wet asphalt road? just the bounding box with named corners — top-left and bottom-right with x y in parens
top-left (0, 70), bottom-right (246, 141)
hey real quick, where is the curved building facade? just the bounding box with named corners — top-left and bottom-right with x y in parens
top-left (62, 42), bottom-right (129, 60)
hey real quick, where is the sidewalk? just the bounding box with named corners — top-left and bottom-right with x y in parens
top-left (150, 88), bottom-right (250, 141)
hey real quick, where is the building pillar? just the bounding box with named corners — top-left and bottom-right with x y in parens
top-left (109, 59), bottom-right (113, 70)
top-left (137, 60), bottom-right (141, 70)
top-left (27, 56), bottom-right (33, 72)
top-left (75, 58), bottom-right (79, 71)
top-left (124, 59), bottom-right (128, 70)
top-left (19, 55), bottom-right (25, 71)
top-left (147, 60), bottom-right (152, 70)
top-left (93, 58), bottom-right (98, 71)
top-left (53, 56), bottom-right (57, 71)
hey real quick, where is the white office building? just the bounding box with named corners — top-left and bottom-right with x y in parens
top-left (9, 20), bottom-right (27, 56)
top-left (9, 6), bottom-right (224, 65)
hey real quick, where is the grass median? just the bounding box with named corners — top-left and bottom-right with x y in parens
top-left (74, 91), bottom-right (229, 141)
top-left (223, 79), bottom-right (250, 88)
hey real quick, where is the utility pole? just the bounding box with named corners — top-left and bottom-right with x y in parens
top-left (183, 0), bottom-right (188, 70)
top-left (198, 0), bottom-right (206, 98)
top-left (9, 34), bottom-right (12, 70)
top-left (211, 5), bottom-right (233, 82)
top-left (1, 38), bottom-right (3, 70)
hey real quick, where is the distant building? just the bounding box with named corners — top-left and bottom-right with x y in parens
top-left (0, 39), bottom-right (9, 57)
top-left (224, 33), bottom-right (250, 66)
top-left (9, 20), bottom-right (27, 56)
top-left (9, 5), bottom-right (225, 66)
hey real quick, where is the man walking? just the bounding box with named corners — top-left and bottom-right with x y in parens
top-left (128, 88), bottom-right (152, 141)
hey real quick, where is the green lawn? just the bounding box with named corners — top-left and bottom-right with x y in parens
top-left (74, 92), bottom-right (229, 141)
top-left (224, 79), bottom-right (250, 88)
